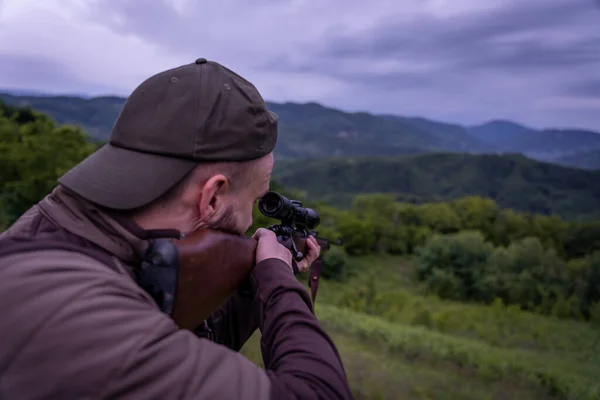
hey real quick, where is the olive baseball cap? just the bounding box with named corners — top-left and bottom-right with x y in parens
top-left (58, 58), bottom-right (278, 210)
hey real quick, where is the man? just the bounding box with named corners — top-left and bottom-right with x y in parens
top-left (0, 58), bottom-right (353, 399)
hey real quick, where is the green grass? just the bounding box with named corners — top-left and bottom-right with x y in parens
top-left (318, 305), bottom-right (599, 400)
top-left (319, 255), bottom-right (600, 358)
top-left (242, 327), bottom-right (561, 400)
top-left (241, 255), bottom-right (600, 399)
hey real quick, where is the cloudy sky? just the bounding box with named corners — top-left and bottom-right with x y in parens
top-left (0, 0), bottom-right (599, 130)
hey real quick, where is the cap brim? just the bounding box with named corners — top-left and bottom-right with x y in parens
top-left (58, 143), bottom-right (197, 210)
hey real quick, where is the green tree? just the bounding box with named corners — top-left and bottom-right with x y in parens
top-left (418, 202), bottom-right (461, 234)
top-left (451, 196), bottom-right (498, 239)
top-left (565, 251), bottom-right (600, 319)
top-left (483, 237), bottom-right (569, 314)
top-left (491, 209), bottom-right (532, 246)
top-left (351, 194), bottom-right (397, 253)
top-left (563, 221), bottom-right (600, 259)
top-left (415, 231), bottom-right (494, 301)
top-left (336, 213), bottom-right (376, 255)
top-left (531, 214), bottom-right (568, 256)
top-left (0, 103), bottom-right (97, 228)
top-left (321, 246), bottom-right (352, 281)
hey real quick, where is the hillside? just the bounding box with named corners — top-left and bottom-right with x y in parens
top-left (265, 102), bottom-right (491, 157)
top-left (1, 91), bottom-right (599, 168)
top-left (468, 120), bottom-right (600, 163)
top-left (467, 120), bottom-right (536, 148)
top-left (0, 92), bottom-right (124, 140)
top-left (555, 150), bottom-right (600, 170)
top-left (0, 92), bottom-right (486, 157)
top-left (273, 153), bottom-right (600, 220)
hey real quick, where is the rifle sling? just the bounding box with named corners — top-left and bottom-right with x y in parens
top-left (308, 257), bottom-right (322, 306)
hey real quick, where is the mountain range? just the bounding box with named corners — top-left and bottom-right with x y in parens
top-left (1, 91), bottom-right (599, 170)
top-left (2, 90), bottom-right (599, 220)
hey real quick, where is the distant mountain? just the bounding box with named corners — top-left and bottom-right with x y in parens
top-left (0, 92), bottom-right (486, 157)
top-left (554, 150), bottom-right (600, 170)
top-left (396, 116), bottom-right (494, 152)
top-left (0, 92), bottom-right (124, 141)
top-left (467, 120), bottom-right (536, 148)
top-left (273, 153), bottom-right (600, 220)
top-left (1, 91), bottom-right (599, 168)
top-left (468, 120), bottom-right (600, 165)
top-left (260, 102), bottom-right (491, 157)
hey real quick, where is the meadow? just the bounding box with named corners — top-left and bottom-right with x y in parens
top-left (242, 255), bottom-right (600, 400)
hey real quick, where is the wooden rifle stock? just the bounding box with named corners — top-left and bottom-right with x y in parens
top-left (170, 229), bottom-right (257, 331)
top-left (168, 228), bottom-right (335, 331)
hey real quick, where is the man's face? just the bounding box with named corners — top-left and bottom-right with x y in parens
top-left (210, 153), bottom-right (274, 235)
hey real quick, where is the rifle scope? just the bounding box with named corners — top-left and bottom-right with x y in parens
top-left (258, 191), bottom-right (320, 230)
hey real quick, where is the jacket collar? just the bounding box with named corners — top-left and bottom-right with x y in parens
top-left (37, 185), bottom-right (182, 265)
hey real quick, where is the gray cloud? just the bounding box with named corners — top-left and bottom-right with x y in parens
top-left (254, 0), bottom-right (600, 128)
top-left (563, 79), bottom-right (600, 98)
top-left (0, 0), bottom-right (599, 131)
top-left (79, 0), bottom-right (197, 53)
top-left (268, 0), bottom-right (600, 76)
top-left (0, 54), bottom-right (120, 95)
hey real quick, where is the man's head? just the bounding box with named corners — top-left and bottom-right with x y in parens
top-left (130, 152), bottom-right (274, 236)
top-left (57, 58), bottom-right (278, 235)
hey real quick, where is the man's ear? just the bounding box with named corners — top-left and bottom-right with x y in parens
top-left (197, 174), bottom-right (230, 220)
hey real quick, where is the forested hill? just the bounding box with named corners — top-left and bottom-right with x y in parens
top-left (273, 153), bottom-right (600, 220)
top-left (1, 91), bottom-right (599, 169)
top-left (468, 120), bottom-right (600, 163)
top-left (555, 150), bottom-right (600, 170)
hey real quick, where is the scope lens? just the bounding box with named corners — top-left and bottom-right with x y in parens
top-left (259, 192), bottom-right (282, 216)
top-left (304, 208), bottom-right (321, 230)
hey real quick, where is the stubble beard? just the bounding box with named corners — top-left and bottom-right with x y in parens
top-left (208, 204), bottom-right (244, 236)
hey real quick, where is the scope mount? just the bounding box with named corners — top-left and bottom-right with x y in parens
top-left (268, 224), bottom-right (306, 261)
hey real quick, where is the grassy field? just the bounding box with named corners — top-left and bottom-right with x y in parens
top-left (241, 255), bottom-right (600, 400)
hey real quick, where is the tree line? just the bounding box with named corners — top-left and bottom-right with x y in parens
top-left (252, 192), bottom-right (600, 323)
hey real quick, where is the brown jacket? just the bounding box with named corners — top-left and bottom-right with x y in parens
top-left (0, 187), bottom-right (353, 399)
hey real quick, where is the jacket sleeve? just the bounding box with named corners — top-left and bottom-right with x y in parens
top-left (203, 259), bottom-right (302, 352)
top-left (202, 280), bottom-right (260, 351)
top-left (0, 250), bottom-right (353, 400)
top-left (252, 259), bottom-right (354, 399)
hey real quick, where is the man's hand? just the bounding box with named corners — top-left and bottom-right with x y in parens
top-left (252, 228), bottom-right (293, 271)
top-left (251, 229), bottom-right (321, 274)
top-left (296, 235), bottom-right (321, 273)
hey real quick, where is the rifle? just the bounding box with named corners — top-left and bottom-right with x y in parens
top-left (139, 191), bottom-right (342, 331)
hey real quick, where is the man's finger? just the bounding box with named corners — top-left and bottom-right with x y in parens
top-left (251, 228), bottom-right (275, 240)
top-left (296, 258), bottom-right (310, 272)
top-left (306, 237), bottom-right (321, 257)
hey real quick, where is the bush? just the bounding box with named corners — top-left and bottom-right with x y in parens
top-left (566, 251), bottom-right (600, 319)
top-left (483, 237), bottom-right (569, 313)
top-left (589, 302), bottom-right (600, 325)
top-left (425, 268), bottom-right (464, 300)
top-left (563, 221), bottom-right (600, 259)
top-left (336, 214), bottom-right (376, 255)
top-left (415, 231), bottom-right (494, 301)
top-left (321, 246), bottom-right (352, 281)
